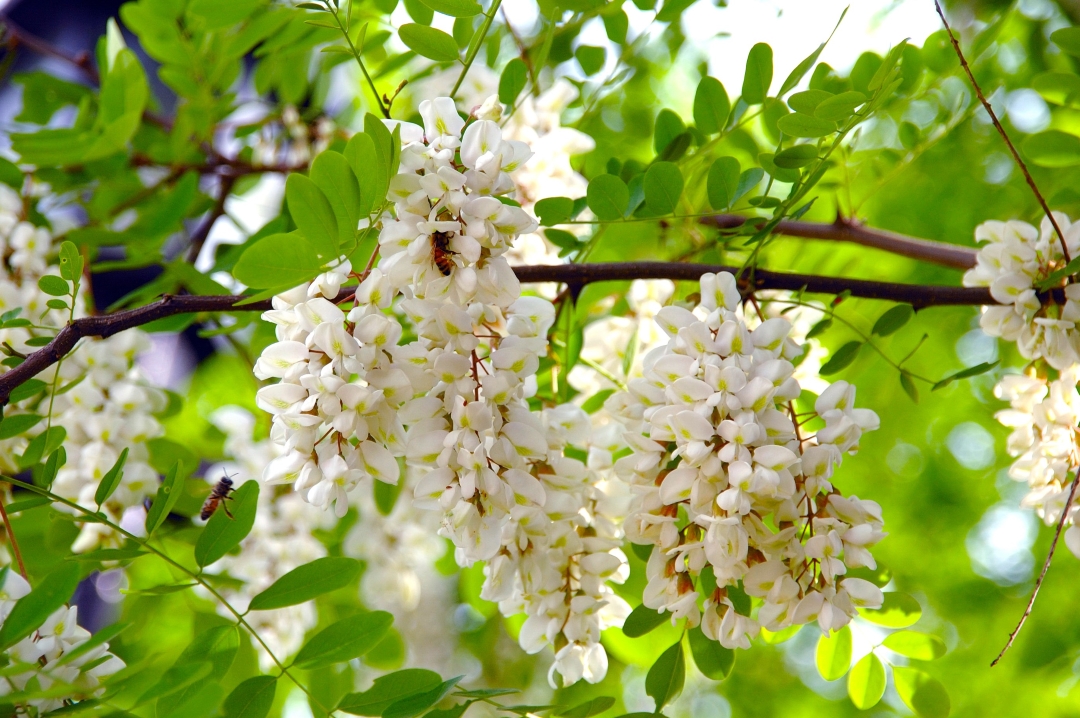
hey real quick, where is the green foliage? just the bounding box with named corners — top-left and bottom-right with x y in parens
top-left (645, 641), bottom-right (685, 711)
top-left (248, 557), bottom-right (362, 610)
top-left (0, 563), bottom-right (81, 651)
top-left (815, 626), bottom-right (852, 681)
top-left (194, 480), bottom-right (259, 567)
top-left (847, 653), bottom-right (886, 709)
top-left (294, 611), bottom-right (394, 668)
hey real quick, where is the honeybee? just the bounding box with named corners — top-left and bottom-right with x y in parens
top-left (431, 230), bottom-right (456, 276)
top-left (201, 474), bottom-right (236, 520)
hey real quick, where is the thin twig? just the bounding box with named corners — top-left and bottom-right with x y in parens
top-left (991, 470), bottom-right (1080, 666)
top-left (934, 1), bottom-right (1071, 263)
top-left (704, 214), bottom-right (977, 269)
top-left (0, 494), bottom-right (27, 579)
top-left (451, 0), bottom-right (505, 99)
top-left (186, 174), bottom-right (237, 263)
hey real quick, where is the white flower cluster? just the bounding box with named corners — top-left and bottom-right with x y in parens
top-left (611, 272), bottom-right (886, 647)
top-left (0, 569), bottom-right (124, 713)
top-left (51, 333), bottom-right (167, 552)
top-left (253, 97), bottom-right (633, 684)
top-left (963, 213), bottom-right (1080, 369)
top-left (199, 408), bottom-right (335, 670)
top-left (479, 403), bottom-right (631, 687)
top-left (0, 184), bottom-right (164, 553)
top-left (965, 214), bottom-right (1080, 559)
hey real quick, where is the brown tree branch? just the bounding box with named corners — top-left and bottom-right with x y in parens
top-left (704, 214), bottom-right (978, 269)
top-left (0, 262), bottom-right (1000, 406)
top-left (933, 1), bottom-right (1071, 263)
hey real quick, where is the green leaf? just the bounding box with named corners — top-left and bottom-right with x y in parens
top-left (819, 341), bottom-right (862, 375)
top-left (195, 480), bottom-right (259, 567)
top-left (900, 371), bottom-right (919, 402)
top-left (1022, 130), bottom-right (1080, 168)
top-left (382, 675), bottom-right (463, 718)
top-left (7, 379), bottom-right (44, 405)
top-left (58, 241), bottom-right (84, 284)
top-left (932, 361), bottom-right (998, 391)
top-left (814, 90), bottom-right (866, 122)
top-left (399, 23), bottom-right (460, 62)
top-left (223, 676), bottom-right (277, 718)
top-left (806, 318), bottom-right (832, 338)
top-left (883, 631), bottom-right (947, 660)
top-left (0, 157), bottom-right (23, 189)
top-left (233, 233), bottom-right (324, 289)
top-left (560, 696), bottom-right (616, 718)
top-left (286, 174), bottom-right (339, 260)
top-left (872, 304), bottom-right (914, 336)
top-left (337, 668), bottom-right (442, 715)
top-left (145, 462), bottom-right (186, 537)
top-left (773, 145), bottom-right (818, 169)
top-left (95, 447), bottom-right (129, 507)
top-left (733, 168), bottom-right (764, 204)
top-left (294, 611), bottom-right (394, 669)
top-left (419, 0), bottom-right (481, 15)
top-left (687, 626), bottom-right (735, 681)
top-left (741, 42), bottom-right (773, 105)
top-left (344, 131), bottom-right (381, 218)
top-left (645, 641), bottom-right (685, 711)
top-left (535, 196), bottom-right (575, 226)
top-left (249, 557), bottom-right (362, 611)
top-left (139, 661), bottom-right (214, 703)
top-left (587, 174), bottom-right (630, 221)
top-left (847, 653), bottom-right (886, 710)
top-left (789, 89), bottom-right (833, 114)
top-left (311, 151), bottom-right (363, 248)
top-left (694, 76), bottom-right (730, 135)
top-left (0, 414), bottom-right (43, 440)
top-left (1051, 26), bottom-right (1080, 57)
top-left (892, 666), bottom-right (951, 718)
top-left (777, 113), bottom-right (836, 138)
top-left (37, 275), bottom-right (70, 297)
top-left (499, 58), bottom-right (529, 106)
top-left (643, 162), bottom-right (683, 215)
top-left (177, 625), bottom-right (241, 675)
top-left (653, 109), bottom-right (685, 156)
top-left (1035, 254), bottom-right (1080, 289)
top-left (187, 0), bottom-right (262, 30)
top-left (815, 625), bottom-right (852, 681)
top-left (622, 604), bottom-right (669, 638)
top-left (576, 45), bottom-right (606, 75)
top-left (862, 592), bottom-right (922, 628)
top-left (0, 562), bottom-right (81, 651)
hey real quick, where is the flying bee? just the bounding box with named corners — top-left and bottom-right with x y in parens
top-left (431, 230), bottom-right (456, 276)
top-left (201, 474), bottom-right (236, 520)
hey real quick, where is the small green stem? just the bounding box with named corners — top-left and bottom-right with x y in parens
top-left (327, 3), bottom-right (389, 118)
top-left (769, 298), bottom-right (934, 384)
top-left (451, 0), bottom-right (505, 100)
top-left (0, 477), bottom-right (332, 715)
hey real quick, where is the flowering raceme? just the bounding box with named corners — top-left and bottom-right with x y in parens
top-left (964, 214), bottom-right (1080, 559)
top-left (252, 95), bottom-right (630, 683)
top-left (610, 272), bottom-right (886, 646)
top-left (0, 183), bottom-right (164, 554)
top-left (963, 213), bottom-right (1080, 369)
